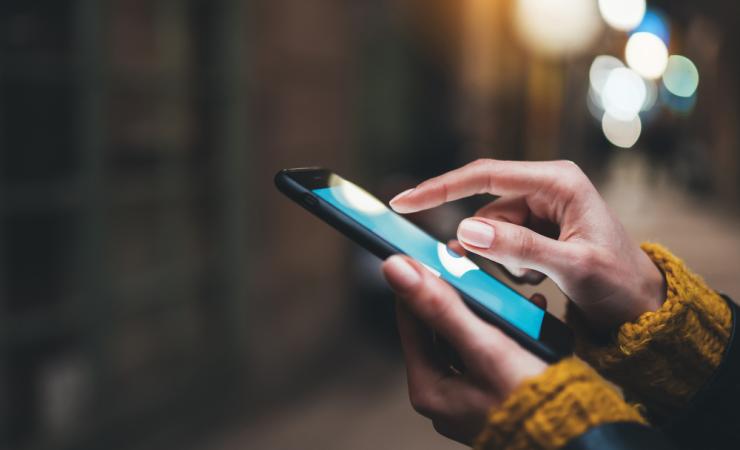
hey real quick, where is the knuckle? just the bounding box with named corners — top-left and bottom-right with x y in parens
top-left (556, 159), bottom-right (582, 175)
top-left (570, 246), bottom-right (608, 281)
top-left (471, 158), bottom-right (493, 169)
top-left (469, 159), bottom-right (499, 195)
top-left (409, 389), bottom-right (438, 418)
top-left (571, 246), bottom-right (594, 271)
top-left (424, 291), bottom-right (456, 326)
top-left (554, 160), bottom-right (588, 191)
top-left (514, 228), bottom-right (537, 262)
top-left (471, 158), bottom-right (497, 177)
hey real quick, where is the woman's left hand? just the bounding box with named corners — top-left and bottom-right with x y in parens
top-left (382, 254), bottom-right (547, 445)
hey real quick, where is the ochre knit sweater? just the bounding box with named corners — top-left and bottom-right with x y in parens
top-left (474, 243), bottom-right (732, 450)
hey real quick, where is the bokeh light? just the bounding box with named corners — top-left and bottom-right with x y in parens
top-left (587, 87), bottom-right (605, 120)
top-left (514, 0), bottom-right (603, 57)
top-left (641, 78), bottom-right (658, 111)
top-left (602, 112), bottom-right (642, 148)
top-left (625, 32), bottom-right (669, 79)
top-left (661, 84), bottom-right (698, 115)
top-left (589, 55), bottom-right (624, 95)
top-left (663, 55), bottom-right (699, 98)
top-left (632, 9), bottom-right (670, 45)
top-left (601, 67), bottom-right (647, 121)
top-left (598, 0), bottom-right (646, 31)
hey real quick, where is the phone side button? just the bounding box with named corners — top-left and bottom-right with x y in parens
top-left (302, 194), bottom-right (319, 207)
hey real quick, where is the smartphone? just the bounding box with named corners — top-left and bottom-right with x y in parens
top-left (275, 168), bottom-right (573, 362)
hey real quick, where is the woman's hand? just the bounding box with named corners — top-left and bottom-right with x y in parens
top-left (390, 159), bottom-right (666, 331)
top-left (382, 255), bottom-right (547, 445)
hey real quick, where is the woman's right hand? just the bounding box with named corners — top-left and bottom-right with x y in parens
top-left (390, 159), bottom-right (666, 331)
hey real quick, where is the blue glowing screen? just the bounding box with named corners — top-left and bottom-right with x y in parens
top-left (313, 182), bottom-right (544, 339)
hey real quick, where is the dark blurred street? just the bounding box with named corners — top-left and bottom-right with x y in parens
top-left (1, 1), bottom-right (739, 449)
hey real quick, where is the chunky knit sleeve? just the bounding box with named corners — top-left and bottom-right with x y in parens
top-left (474, 358), bottom-right (645, 450)
top-left (474, 244), bottom-right (731, 450)
top-left (569, 243), bottom-right (732, 420)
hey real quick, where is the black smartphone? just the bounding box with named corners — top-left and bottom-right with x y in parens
top-left (275, 168), bottom-right (573, 362)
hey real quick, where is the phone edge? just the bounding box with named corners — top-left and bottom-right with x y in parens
top-left (275, 169), bottom-right (571, 363)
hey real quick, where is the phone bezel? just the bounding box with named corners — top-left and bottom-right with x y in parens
top-left (275, 167), bottom-right (573, 363)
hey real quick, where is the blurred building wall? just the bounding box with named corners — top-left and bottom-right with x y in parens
top-left (0, 1), bottom-right (256, 448)
top-left (246, 0), bottom-right (358, 394)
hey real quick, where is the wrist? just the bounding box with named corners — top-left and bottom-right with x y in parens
top-left (570, 243), bottom-right (732, 420)
top-left (637, 248), bottom-right (668, 314)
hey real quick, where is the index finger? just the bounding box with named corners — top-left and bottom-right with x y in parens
top-left (389, 159), bottom-right (564, 214)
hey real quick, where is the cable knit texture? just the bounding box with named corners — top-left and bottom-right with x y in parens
top-left (474, 243), bottom-right (732, 450)
top-left (570, 242), bottom-right (732, 420)
top-left (474, 358), bottom-right (645, 450)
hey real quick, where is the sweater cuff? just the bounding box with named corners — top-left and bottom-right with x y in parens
top-left (570, 243), bottom-right (732, 418)
top-left (474, 358), bottom-right (644, 450)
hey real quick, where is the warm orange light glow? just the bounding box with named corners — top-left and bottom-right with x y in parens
top-left (513, 0), bottom-right (603, 57)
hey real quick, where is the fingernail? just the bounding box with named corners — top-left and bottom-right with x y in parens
top-left (458, 219), bottom-right (495, 248)
top-left (385, 255), bottom-right (421, 291)
top-left (390, 188), bottom-right (415, 205)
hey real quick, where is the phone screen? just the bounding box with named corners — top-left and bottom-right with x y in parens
top-left (312, 176), bottom-right (545, 339)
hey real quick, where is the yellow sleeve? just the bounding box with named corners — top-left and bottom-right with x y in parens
top-left (474, 357), bottom-right (645, 450)
top-left (474, 244), bottom-right (732, 450)
top-left (570, 243), bottom-right (732, 418)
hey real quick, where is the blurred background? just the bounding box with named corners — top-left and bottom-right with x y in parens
top-left (1, 0), bottom-right (739, 449)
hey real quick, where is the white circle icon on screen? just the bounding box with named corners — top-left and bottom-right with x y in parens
top-left (437, 243), bottom-right (479, 278)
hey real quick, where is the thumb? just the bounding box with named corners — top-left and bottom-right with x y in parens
top-left (456, 217), bottom-right (577, 281)
top-left (382, 255), bottom-right (508, 359)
